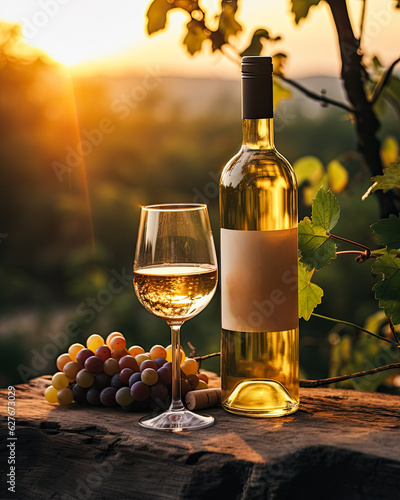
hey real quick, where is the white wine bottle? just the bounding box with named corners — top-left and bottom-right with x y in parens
top-left (219, 56), bottom-right (299, 417)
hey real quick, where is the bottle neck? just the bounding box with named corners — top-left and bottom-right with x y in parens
top-left (242, 118), bottom-right (274, 149)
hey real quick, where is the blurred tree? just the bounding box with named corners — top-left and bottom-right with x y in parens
top-left (145, 0), bottom-right (400, 217)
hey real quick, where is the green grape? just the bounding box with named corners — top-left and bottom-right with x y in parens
top-left (57, 387), bottom-right (74, 406)
top-left (52, 372), bottom-right (69, 390)
top-left (76, 369), bottom-right (94, 388)
top-left (63, 361), bottom-right (80, 381)
top-left (45, 385), bottom-right (58, 403)
top-left (135, 353), bottom-right (151, 367)
top-left (103, 358), bottom-right (120, 376)
top-left (87, 334), bottom-right (105, 352)
top-left (141, 368), bottom-right (158, 386)
top-left (116, 387), bottom-right (134, 406)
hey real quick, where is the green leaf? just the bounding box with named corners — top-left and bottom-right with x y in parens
top-left (381, 136), bottom-right (399, 167)
top-left (218, 0), bottom-right (242, 42)
top-left (371, 214), bottom-right (400, 252)
top-left (273, 78), bottom-right (291, 109)
top-left (298, 217), bottom-right (337, 271)
top-left (371, 162), bottom-right (400, 193)
top-left (291, 0), bottom-right (321, 24)
top-left (372, 252), bottom-right (400, 325)
top-left (146, 0), bottom-right (198, 35)
top-left (240, 29), bottom-right (270, 57)
top-left (311, 188), bottom-right (340, 232)
top-left (183, 20), bottom-right (209, 55)
top-left (293, 156), bottom-right (324, 187)
top-left (298, 261), bottom-right (323, 320)
top-left (146, 0), bottom-right (174, 35)
top-left (327, 159), bottom-right (348, 193)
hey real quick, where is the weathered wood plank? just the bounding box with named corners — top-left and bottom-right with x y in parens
top-left (1, 375), bottom-right (400, 500)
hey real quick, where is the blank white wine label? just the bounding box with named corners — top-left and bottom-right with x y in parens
top-left (221, 228), bottom-right (298, 332)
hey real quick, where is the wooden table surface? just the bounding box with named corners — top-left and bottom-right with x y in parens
top-left (1, 375), bottom-right (400, 500)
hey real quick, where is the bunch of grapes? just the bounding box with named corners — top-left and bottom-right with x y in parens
top-left (44, 332), bottom-right (209, 411)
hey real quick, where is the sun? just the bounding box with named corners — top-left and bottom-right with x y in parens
top-left (6, 0), bottom-right (150, 67)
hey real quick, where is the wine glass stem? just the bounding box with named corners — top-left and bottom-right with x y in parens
top-left (169, 323), bottom-right (185, 412)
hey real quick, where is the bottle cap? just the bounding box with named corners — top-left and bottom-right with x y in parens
top-left (241, 56), bottom-right (273, 77)
top-left (241, 56), bottom-right (273, 119)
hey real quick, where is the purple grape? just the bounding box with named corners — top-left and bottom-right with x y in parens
top-left (84, 355), bottom-right (104, 374)
top-left (163, 362), bottom-right (172, 371)
top-left (111, 373), bottom-right (125, 389)
top-left (120, 368), bottom-right (134, 384)
top-left (157, 367), bottom-right (172, 385)
top-left (130, 381), bottom-right (150, 401)
top-left (154, 357), bottom-right (168, 368)
top-left (94, 372), bottom-right (111, 390)
top-left (72, 384), bottom-right (88, 404)
top-left (139, 360), bottom-right (158, 372)
top-left (150, 382), bottom-right (168, 401)
top-left (129, 372), bottom-right (142, 387)
top-left (100, 387), bottom-right (118, 407)
top-left (76, 349), bottom-right (95, 369)
top-left (86, 387), bottom-right (102, 406)
top-left (181, 378), bottom-right (191, 398)
top-left (119, 355), bottom-right (139, 372)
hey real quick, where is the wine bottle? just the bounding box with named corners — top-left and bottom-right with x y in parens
top-left (219, 56), bottom-right (299, 417)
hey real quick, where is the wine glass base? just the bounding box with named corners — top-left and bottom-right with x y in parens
top-left (138, 409), bottom-right (214, 432)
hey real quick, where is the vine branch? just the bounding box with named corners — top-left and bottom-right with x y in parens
top-left (330, 233), bottom-right (372, 260)
top-left (388, 317), bottom-right (400, 344)
top-left (311, 312), bottom-right (398, 345)
top-left (371, 56), bottom-right (400, 104)
top-left (192, 351), bottom-right (400, 387)
top-left (275, 73), bottom-right (353, 113)
top-left (300, 362), bottom-right (400, 387)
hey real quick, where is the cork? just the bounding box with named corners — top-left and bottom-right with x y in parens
top-left (185, 388), bottom-right (221, 411)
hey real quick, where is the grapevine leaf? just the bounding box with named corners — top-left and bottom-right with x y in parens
top-left (147, 0), bottom-right (198, 35)
top-left (381, 136), bottom-right (399, 167)
top-left (371, 163), bottom-right (400, 193)
top-left (218, 0), bottom-right (242, 42)
top-left (183, 20), bottom-right (209, 55)
top-left (372, 252), bottom-right (400, 325)
top-left (146, 0), bottom-right (174, 35)
top-left (327, 159), bottom-right (348, 193)
top-left (303, 174), bottom-right (328, 206)
top-left (293, 156), bottom-right (324, 186)
top-left (298, 217), bottom-right (337, 271)
top-left (371, 214), bottom-right (400, 252)
top-left (291, 0), bottom-right (321, 24)
top-left (298, 261), bottom-right (323, 320)
top-left (311, 187), bottom-right (340, 232)
top-left (273, 78), bottom-right (291, 109)
top-left (272, 53), bottom-right (287, 76)
top-left (240, 29), bottom-right (270, 57)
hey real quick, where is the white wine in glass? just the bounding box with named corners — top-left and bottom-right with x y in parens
top-left (133, 204), bottom-right (218, 431)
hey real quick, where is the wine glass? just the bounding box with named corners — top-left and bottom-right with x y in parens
top-left (133, 203), bottom-right (218, 431)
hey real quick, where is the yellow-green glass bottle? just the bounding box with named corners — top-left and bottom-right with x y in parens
top-left (219, 56), bottom-right (299, 417)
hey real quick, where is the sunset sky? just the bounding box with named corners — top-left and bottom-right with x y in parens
top-left (0, 0), bottom-right (398, 79)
